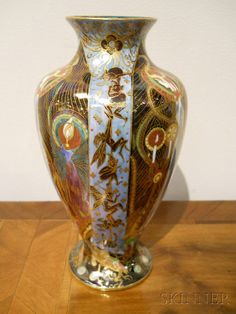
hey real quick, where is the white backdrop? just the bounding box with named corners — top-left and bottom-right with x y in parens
top-left (0, 0), bottom-right (235, 201)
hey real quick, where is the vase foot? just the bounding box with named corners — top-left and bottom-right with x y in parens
top-left (69, 240), bottom-right (152, 291)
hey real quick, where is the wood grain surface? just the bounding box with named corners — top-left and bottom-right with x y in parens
top-left (0, 201), bottom-right (235, 314)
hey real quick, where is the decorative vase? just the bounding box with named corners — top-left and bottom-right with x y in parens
top-left (36, 16), bottom-right (187, 290)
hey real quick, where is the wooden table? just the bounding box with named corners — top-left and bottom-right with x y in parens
top-left (0, 201), bottom-right (235, 313)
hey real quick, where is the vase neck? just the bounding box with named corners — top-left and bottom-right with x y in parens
top-left (67, 16), bottom-right (155, 76)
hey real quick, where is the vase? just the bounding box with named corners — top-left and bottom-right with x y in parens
top-left (36, 16), bottom-right (187, 290)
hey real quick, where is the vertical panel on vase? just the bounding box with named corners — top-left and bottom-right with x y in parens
top-left (126, 48), bottom-right (181, 239)
top-left (36, 48), bottom-right (92, 235)
top-left (78, 20), bottom-right (141, 254)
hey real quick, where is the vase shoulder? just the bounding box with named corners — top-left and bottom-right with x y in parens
top-left (36, 53), bottom-right (84, 99)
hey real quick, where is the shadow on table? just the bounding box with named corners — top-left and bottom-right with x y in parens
top-left (141, 165), bottom-right (190, 248)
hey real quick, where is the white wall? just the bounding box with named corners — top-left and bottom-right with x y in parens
top-left (0, 0), bottom-right (235, 201)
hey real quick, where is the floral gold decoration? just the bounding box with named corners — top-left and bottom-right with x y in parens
top-left (101, 34), bottom-right (123, 54)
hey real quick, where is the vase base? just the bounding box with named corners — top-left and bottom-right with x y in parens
top-left (69, 240), bottom-right (152, 291)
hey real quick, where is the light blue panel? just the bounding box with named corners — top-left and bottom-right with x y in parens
top-left (80, 24), bottom-right (141, 254)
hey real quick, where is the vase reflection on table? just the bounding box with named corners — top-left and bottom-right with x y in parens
top-left (36, 16), bottom-right (187, 290)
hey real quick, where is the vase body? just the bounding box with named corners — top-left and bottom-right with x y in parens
top-left (36, 16), bottom-right (187, 290)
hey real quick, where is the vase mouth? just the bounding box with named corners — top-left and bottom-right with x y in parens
top-left (66, 15), bottom-right (157, 22)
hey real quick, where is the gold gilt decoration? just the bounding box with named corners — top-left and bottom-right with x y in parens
top-left (93, 114), bottom-right (102, 125)
top-left (166, 123), bottom-right (178, 142)
top-left (101, 34), bottom-right (123, 55)
top-left (92, 105), bottom-right (129, 167)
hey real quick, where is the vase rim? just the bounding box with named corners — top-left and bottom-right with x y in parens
top-left (66, 15), bottom-right (157, 22)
